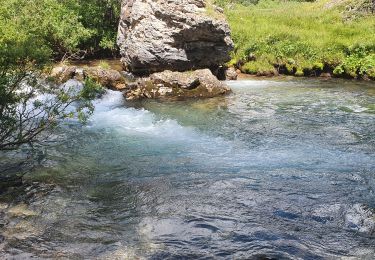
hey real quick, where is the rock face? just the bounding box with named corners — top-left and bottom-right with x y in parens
top-left (117, 0), bottom-right (234, 75)
top-left (125, 69), bottom-right (231, 100)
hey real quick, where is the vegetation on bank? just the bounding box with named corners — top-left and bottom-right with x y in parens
top-left (0, 0), bottom-right (108, 151)
top-left (218, 0), bottom-right (375, 79)
top-left (2, 0), bottom-right (374, 81)
top-left (0, 0), bottom-right (120, 61)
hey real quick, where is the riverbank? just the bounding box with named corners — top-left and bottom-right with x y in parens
top-left (65, 59), bottom-right (123, 71)
top-left (56, 58), bottom-right (375, 83)
top-left (222, 0), bottom-right (375, 80)
top-left (49, 0), bottom-right (375, 83)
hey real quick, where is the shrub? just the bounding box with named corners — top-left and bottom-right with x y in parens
top-left (359, 54), bottom-right (375, 78)
top-left (313, 62), bottom-right (324, 71)
top-left (0, 1), bottom-right (105, 150)
top-left (0, 0), bottom-right (121, 60)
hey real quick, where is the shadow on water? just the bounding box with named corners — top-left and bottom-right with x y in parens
top-left (1, 78), bottom-right (375, 259)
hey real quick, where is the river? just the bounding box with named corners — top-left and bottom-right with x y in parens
top-left (1, 78), bottom-right (374, 259)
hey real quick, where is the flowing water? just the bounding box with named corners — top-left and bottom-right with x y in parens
top-left (1, 78), bottom-right (375, 259)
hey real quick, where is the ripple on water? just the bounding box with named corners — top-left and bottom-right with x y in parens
top-left (1, 79), bottom-right (375, 259)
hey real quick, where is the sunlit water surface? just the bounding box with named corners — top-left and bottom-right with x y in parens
top-left (1, 78), bottom-right (375, 259)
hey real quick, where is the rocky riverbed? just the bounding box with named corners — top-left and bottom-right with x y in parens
top-left (50, 64), bottom-right (233, 101)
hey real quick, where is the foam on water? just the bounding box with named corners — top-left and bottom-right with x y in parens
top-left (89, 90), bottom-right (197, 140)
top-left (85, 87), bottom-right (374, 173)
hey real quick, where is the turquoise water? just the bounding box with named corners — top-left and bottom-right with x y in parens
top-left (1, 78), bottom-right (375, 259)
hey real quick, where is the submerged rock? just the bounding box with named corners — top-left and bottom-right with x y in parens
top-left (344, 204), bottom-right (375, 234)
top-left (117, 0), bottom-right (234, 74)
top-left (125, 69), bottom-right (231, 100)
top-left (7, 203), bottom-right (38, 218)
top-left (312, 203), bottom-right (375, 235)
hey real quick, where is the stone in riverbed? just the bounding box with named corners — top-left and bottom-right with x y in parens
top-left (50, 66), bottom-right (77, 83)
top-left (7, 203), bottom-right (38, 217)
top-left (49, 66), bottom-right (128, 90)
top-left (225, 67), bottom-right (238, 80)
top-left (117, 0), bottom-right (234, 75)
top-left (83, 67), bottom-right (125, 90)
top-left (320, 72), bottom-right (332, 78)
top-left (125, 69), bottom-right (231, 100)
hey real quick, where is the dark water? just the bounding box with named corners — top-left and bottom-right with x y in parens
top-left (1, 78), bottom-right (375, 259)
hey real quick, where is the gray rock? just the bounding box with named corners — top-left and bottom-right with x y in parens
top-left (225, 67), bottom-right (238, 80)
top-left (125, 69), bottom-right (231, 100)
top-left (83, 67), bottom-right (125, 90)
top-left (117, 0), bottom-right (234, 75)
top-left (50, 66), bottom-right (77, 83)
top-left (121, 71), bottom-right (136, 82)
top-left (50, 66), bottom-right (129, 91)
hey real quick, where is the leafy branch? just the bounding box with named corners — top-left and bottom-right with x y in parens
top-left (0, 70), bottom-right (104, 151)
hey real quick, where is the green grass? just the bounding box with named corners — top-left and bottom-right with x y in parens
top-left (205, 0), bottom-right (227, 19)
top-left (98, 60), bottom-right (110, 69)
top-left (223, 0), bottom-right (375, 79)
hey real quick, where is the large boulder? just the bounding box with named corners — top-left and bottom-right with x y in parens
top-left (117, 0), bottom-right (234, 75)
top-left (125, 69), bottom-right (231, 100)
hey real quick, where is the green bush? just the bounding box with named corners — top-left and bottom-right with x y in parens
top-left (361, 55), bottom-right (375, 78)
top-left (69, 0), bottom-right (121, 57)
top-left (0, 0), bottom-right (120, 60)
top-left (0, 1), bottom-right (108, 151)
top-left (0, 0), bottom-right (91, 59)
top-left (334, 53), bottom-right (375, 78)
top-left (313, 62), bottom-right (324, 71)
